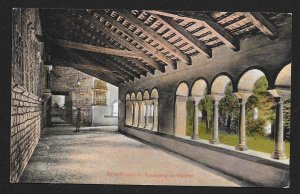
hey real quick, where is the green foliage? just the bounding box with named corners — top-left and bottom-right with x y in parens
top-left (246, 77), bottom-right (276, 136)
top-left (186, 100), bottom-right (194, 128)
top-left (219, 82), bottom-right (239, 132)
top-left (199, 92), bottom-right (213, 132)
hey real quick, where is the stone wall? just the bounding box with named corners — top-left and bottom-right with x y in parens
top-left (50, 66), bottom-right (94, 125)
top-left (11, 8), bottom-right (45, 182)
top-left (10, 86), bottom-right (43, 182)
top-left (118, 17), bottom-right (292, 135)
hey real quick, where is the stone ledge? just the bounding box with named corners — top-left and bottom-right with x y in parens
top-left (120, 126), bottom-right (289, 187)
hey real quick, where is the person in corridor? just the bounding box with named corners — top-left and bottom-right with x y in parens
top-left (75, 108), bottom-right (81, 132)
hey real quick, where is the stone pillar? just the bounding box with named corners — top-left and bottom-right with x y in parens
top-left (235, 91), bottom-right (252, 151)
top-left (190, 96), bottom-right (202, 140)
top-left (144, 100), bottom-right (151, 129)
top-left (125, 101), bottom-right (131, 125)
top-left (137, 101), bottom-right (144, 128)
top-left (152, 99), bottom-right (158, 131)
top-left (272, 97), bottom-right (287, 159)
top-left (268, 89), bottom-right (290, 159)
top-left (131, 101), bottom-right (136, 126)
top-left (209, 94), bottom-right (224, 144)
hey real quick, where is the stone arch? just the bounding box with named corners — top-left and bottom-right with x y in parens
top-left (151, 88), bottom-right (159, 99)
top-left (211, 74), bottom-right (233, 95)
top-left (176, 82), bottom-right (189, 96)
top-left (191, 78), bottom-right (207, 97)
top-left (136, 91), bottom-right (143, 101)
top-left (238, 69), bottom-right (268, 91)
top-left (126, 93), bottom-right (131, 101)
top-left (130, 92), bottom-right (136, 101)
top-left (275, 63), bottom-right (291, 88)
top-left (143, 90), bottom-right (150, 100)
top-left (175, 82), bottom-right (189, 136)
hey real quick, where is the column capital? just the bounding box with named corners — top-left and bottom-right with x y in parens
top-left (208, 93), bottom-right (225, 102)
top-left (268, 88), bottom-right (291, 98)
top-left (137, 101), bottom-right (144, 105)
top-left (189, 96), bottom-right (203, 104)
top-left (234, 91), bottom-right (252, 103)
top-left (151, 98), bottom-right (159, 105)
top-left (143, 99), bottom-right (152, 105)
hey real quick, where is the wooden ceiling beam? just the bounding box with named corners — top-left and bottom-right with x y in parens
top-left (47, 43), bottom-right (127, 83)
top-left (147, 10), bottom-right (239, 51)
top-left (62, 47), bottom-right (128, 82)
top-left (47, 50), bottom-right (121, 85)
top-left (153, 14), bottom-right (212, 58)
top-left (242, 12), bottom-right (278, 39)
top-left (41, 37), bottom-right (145, 59)
top-left (76, 11), bottom-right (165, 73)
top-left (116, 10), bottom-right (192, 66)
top-left (56, 12), bottom-right (147, 80)
top-left (97, 11), bottom-right (175, 68)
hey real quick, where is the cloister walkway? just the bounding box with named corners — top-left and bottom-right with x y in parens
top-left (20, 126), bottom-right (249, 186)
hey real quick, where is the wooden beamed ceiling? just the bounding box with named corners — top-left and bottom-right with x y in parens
top-left (39, 9), bottom-right (281, 86)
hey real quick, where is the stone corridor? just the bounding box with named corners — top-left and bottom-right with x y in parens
top-left (19, 126), bottom-right (247, 186)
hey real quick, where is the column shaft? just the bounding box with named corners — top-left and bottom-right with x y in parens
top-left (144, 102), bottom-right (150, 128)
top-left (236, 98), bottom-right (248, 151)
top-left (210, 100), bottom-right (220, 144)
top-left (152, 101), bottom-right (158, 131)
top-left (272, 97), bottom-right (287, 159)
top-left (192, 98), bottom-right (200, 139)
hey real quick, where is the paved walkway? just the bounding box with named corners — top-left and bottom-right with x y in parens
top-left (20, 126), bottom-right (248, 186)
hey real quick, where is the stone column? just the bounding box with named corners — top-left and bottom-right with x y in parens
top-left (272, 97), bottom-right (287, 159)
top-left (144, 100), bottom-right (151, 129)
top-left (125, 101), bottom-right (131, 125)
top-left (209, 94), bottom-right (224, 144)
top-left (137, 101), bottom-right (144, 128)
top-left (152, 99), bottom-right (158, 131)
top-left (190, 96), bottom-right (202, 140)
top-left (268, 89), bottom-right (290, 159)
top-left (235, 91), bottom-right (252, 151)
top-left (131, 101), bottom-right (136, 126)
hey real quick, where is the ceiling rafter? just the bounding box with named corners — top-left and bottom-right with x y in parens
top-left (147, 10), bottom-right (240, 51)
top-left (58, 12), bottom-right (147, 80)
top-left (151, 14), bottom-right (212, 58)
top-left (48, 46), bottom-right (122, 85)
top-left (94, 10), bottom-right (176, 68)
top-left (74, 10), bottom-right (165, 73)
top-left (116, 10), bottom-right (193, 66)
top-left (42, 37), bottom-right (146, 59)
top-left (242, 12), bottom-right (278, 39)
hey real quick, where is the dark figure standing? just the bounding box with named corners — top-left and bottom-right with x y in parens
top-left (74, 108), bottom-right (81, 132)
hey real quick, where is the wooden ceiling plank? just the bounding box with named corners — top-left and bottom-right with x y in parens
top-left (117, 11), bottom-right (192, 66)
top-left (98, 11), bottom-right (175, 69)
top-left (147, 10), bottom-right (239, 51)
top-left (58, 12), bottom-right (152, 78)
top-left (242, 12), bottom-right (278, 39)
top-left (77, 12), bottom-right (165, 73)
top-left (153, 14), bottom-right (212, 58)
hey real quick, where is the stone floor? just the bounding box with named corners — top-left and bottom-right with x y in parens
top-left (20, 126), bottom-right (249, 186)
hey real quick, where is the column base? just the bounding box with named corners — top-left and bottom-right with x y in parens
top-left (235, 144), bottom-right (248, 151)
top-left (191, 135), bottom-right (200, 140)
top-left (272, 151), bottom-right (287, 160)
top-left (209, 139), bottom-right (220, 144)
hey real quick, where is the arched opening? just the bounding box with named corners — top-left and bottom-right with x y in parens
top-left (186, 79), bottom-right (207, 138)
top-left (125, 93), bottom-right (131, 125)
top-left (175, 82), bottom-right (189, 136)
top-left (150, 88), bottom-right (159, 131)
top-left (235, 68), bottom-right (290, 157)
top-left (143, 90), bottom-right (151, 129)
